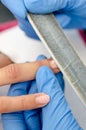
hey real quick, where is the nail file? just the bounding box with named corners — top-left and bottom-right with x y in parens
top-left (27, 13), bottom-right (86, 106)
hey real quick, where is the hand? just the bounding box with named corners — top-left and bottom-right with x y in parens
top-left (1, 55), bottom-right (64, 130)
top-left (1, 0), bottom-right (86, 40)
top-left (36, 66), bottom-right (81, 130)
top-left (0, 54), bottom-right (59, 113)
top-left (2, 55), bottom-right (81, 130)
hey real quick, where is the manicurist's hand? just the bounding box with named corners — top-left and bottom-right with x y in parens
top-left (1, 0), bottom-right (86, 39)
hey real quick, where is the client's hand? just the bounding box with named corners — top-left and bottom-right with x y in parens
top-left (0, 55), bottom-right (59, 113)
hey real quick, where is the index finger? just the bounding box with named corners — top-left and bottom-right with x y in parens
top-left (0, 60), bottom-right (59, 86)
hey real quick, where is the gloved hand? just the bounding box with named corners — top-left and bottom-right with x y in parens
top-left (1, 0), bottom-right (86, 39)
top-left (36, 66), bottom-right (82, 130)
top-left (2, 55), bottom-right (81, 130)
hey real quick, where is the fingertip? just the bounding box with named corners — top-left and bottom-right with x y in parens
top-left (36, 93), bottom-right (50, 105)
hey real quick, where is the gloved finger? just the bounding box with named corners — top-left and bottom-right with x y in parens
top-left (24, 0), bottom-right (68, 14)
top-left (36, 55), bottom-right (64, 91)
top-left (24, 0), bottom-right (86, 17)
top-left (36, 66), bottom-right (81, 130)
top-left (1, 0), bottom-right (26, 18)
top-left (24, 55), bottom-right (47, 130)
top-left (37, 55), bottom-right (64, 91)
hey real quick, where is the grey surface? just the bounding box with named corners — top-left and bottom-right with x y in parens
top-left (0, 119), bottom-right (3, 130)
top-left (27, 13), bottom-right (86, 106)
top-left (65, 80), bottom-right (86, 129)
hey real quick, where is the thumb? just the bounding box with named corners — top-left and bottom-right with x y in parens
top-left (0, 93), bottom-right (50, 113)
top-left (24, 0), bottom-right (72, 14)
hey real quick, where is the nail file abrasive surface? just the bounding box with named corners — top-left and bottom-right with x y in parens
top-left (27, 13), bottom-right (86, 106)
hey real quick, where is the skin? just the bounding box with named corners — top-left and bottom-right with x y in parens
top-left (0, 52), bottom-right (13, 68)
top-left (0, 53), bottom-right (59, 86)
top-left (0, 93), bottom-right (50, 113)
top-left (0, 52), bottom-right (59, 113)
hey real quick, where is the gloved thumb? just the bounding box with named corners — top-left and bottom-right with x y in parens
top-left (0, 93), bottom-right (50, 113)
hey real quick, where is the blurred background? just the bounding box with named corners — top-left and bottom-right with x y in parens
top-left (0, 3), bottom-right (86, 130)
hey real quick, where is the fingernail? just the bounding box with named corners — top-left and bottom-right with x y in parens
top-left (36, 95), bottom-right (50, 105)
top-left (50, 60), bottom-right (57, 68)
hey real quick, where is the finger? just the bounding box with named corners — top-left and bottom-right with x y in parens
top-left (36, 66), bottom-right (81, 130)
top-left (36, 55), bottom-right (64, 90)
top-left (24, 0), bottom-right (68, 14)
top-left (0, 59), bottom-right (58, 86)
top-left (0, 93), bottom-right (50, 113)
top-left (0, 62), bottom-right (42, 86)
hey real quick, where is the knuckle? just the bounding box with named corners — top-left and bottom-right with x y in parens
top-left (5, 64), bottom-right (19, 80)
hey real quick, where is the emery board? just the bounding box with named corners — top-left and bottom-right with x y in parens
top-left (27, 13), bottom-right (86, 106)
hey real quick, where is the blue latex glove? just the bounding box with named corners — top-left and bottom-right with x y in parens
top-left (1, 55), bottom-right (65, 130)
top-left (36, 66), bottom-right (82, 130)
top-left (1, 0), bottom-right (86, 39)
